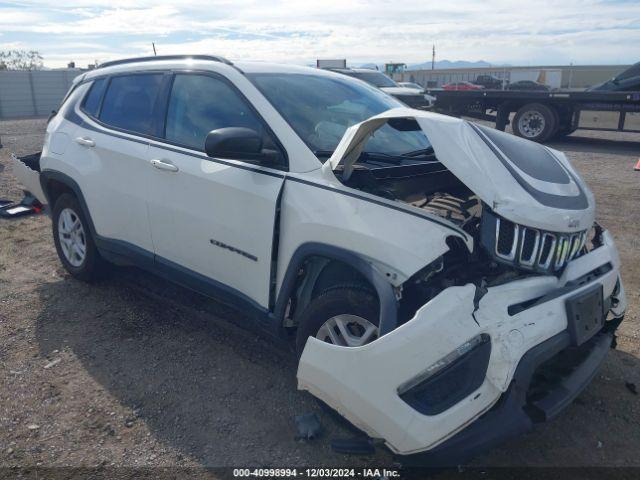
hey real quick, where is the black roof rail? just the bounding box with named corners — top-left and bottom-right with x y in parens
top-left (97, 55), bottom-right (233, 69)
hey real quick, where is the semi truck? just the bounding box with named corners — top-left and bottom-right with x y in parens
top-left (427, 89), bottom-right (640, 142)
top-left (427, 62), bottom-right (640, 142)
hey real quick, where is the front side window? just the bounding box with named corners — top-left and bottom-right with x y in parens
top-left (99, 74), bottom-right (164, 135)
top-left (165, 74), bottom-right (265, 151)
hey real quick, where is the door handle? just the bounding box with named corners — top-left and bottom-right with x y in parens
top-left (75, 136), bottom-right (95, 147)
top-left (150, 159), bottom-right (179, 172)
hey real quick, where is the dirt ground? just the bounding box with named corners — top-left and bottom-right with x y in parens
top-left (0, 119), bottom-right (639, 477)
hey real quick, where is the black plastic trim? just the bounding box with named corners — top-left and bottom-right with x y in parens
top-left (399, 334), bottom-right (492, 415)
top-left (272, 242), bottom-right (399, 336)
top-left (401, 330), bottom-right (613, 467)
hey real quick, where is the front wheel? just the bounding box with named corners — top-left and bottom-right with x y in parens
top-left (52, 193), bottom-right (106, 282)
top-left (295, 285), bottom-right (379, 357)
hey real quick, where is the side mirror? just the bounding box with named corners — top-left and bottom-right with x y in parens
top-left (205, 127), bottom-right (263, 161)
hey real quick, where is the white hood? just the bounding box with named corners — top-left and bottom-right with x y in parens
top-left (327, 108), bottom-right (595, 232)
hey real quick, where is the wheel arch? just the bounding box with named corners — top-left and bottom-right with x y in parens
top-left (40, 170), bottom-right (98, 238)
top-left (273, 243), bottom-right (398, 336)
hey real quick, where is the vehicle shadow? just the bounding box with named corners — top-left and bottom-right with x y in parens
top-left (33, 267), bottom-right (383, 467)
top-left (33, 267), bottom-right (640, 468)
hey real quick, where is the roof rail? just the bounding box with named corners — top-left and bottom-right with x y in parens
top-left (97, 55), bottom-right (233, 69)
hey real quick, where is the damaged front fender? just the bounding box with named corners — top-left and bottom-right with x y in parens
top-left (297, 231), bottom-right (625, 455)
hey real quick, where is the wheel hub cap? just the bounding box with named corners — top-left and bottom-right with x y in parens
top-left (316, 314), bottom-right (379, 347)
top-left (518, 111), bottom-right (546, 138)
top-left (58, 208), bottom-right (87, 267)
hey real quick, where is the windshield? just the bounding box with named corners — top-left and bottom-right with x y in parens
top-left (248, 72), bottom-right (431, 159)
top-left (348, 71), bottom-right (398, 88)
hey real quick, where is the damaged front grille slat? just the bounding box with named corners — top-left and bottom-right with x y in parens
top-left (485, 212), bottom-right (587, 273)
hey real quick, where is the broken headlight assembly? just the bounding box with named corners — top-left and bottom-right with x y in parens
top-left (480, 210), bottom-right (589, 273)
top-left (397, 334), bottom-right (491, 415)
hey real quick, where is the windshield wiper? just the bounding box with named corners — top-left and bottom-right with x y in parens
top-left (401, 146), bottom-right (435, 157)
top-left (313, 150), bottom-right (335, 159)
top-left (359, 151), bottom-right (402, 164)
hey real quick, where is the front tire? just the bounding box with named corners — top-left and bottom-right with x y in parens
top-left (52, 193), bottom-right (105, 282)
top-left (295, 285), bottom-right (379, 357)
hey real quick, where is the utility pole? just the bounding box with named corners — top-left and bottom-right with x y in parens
top-left (432, 44), bottom-right (435, 70)
top-left (152, 43), bottom-right (157, 56)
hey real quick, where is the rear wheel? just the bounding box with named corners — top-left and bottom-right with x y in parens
top-left (512, 103), bottom-right (558, 143)
top-left (295, 285), bottom-right (379, 357)
top-left (52, 193), bottom-right (106, 282)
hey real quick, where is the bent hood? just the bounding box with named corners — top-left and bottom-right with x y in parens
top-left (327, 108), bottom-right (595, 232)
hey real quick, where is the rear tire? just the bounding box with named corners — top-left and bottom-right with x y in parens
top-left (512, 103), bottom-right (558, 143)
top-left (52, 193), bottom-right (106, 282)
top-left (295, 285), bottom-right (379, 358)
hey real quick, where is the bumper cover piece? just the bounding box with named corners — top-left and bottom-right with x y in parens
top-left (403, 330), bottom-right (613, 467)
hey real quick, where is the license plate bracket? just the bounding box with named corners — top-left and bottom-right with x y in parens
top-left (565, 284), bottom-right (605, 346)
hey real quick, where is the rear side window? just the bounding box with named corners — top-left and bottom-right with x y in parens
top-left (99, 74), bottom-right (163, 135)
top-left (165, 74), bottom-right (264, 151)
top-left (81, 78), bottom-right (107, 117)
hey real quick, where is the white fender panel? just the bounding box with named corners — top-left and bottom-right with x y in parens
top-left (277, 168), bottom-right (470, 291)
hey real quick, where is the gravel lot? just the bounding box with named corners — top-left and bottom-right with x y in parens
top-left (1, 119), bottom-right (639, 477)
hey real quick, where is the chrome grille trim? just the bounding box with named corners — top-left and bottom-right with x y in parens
top-left (537, 233), bottom-right (557, 270)
top-left (495, 218), bottom-right (519, 261)
top-left (554, 236), bottom-right (571, 269)
top-left (489, 213), bottom-right (588, 272)
top-left (519, 228), bottom-right (540, 266)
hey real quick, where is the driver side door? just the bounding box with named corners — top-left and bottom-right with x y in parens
top-left (146, 72), bottom-right (286, 309)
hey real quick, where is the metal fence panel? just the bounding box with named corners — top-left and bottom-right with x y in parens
top-left (0, 69), bottom-right (82, 120)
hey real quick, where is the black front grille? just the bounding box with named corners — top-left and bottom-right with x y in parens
top-left (496, 219), bottom-right (517, 257)
top-left (481, 211), bottom-right (587, 272)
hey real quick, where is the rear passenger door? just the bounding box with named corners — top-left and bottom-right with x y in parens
top-left (77, 73), bottom-right (164, 254)
top-left (146, 72), bottom-right (286, 309)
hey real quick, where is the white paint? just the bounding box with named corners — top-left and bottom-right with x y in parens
top-left (298, 231), bottom-right (626, 454)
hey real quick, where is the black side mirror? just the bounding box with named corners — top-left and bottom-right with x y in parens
top-left (205, 127), bottom-right (263, 161)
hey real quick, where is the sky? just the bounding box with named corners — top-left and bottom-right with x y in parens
top-left (1, 0), bottom-right (639, 69)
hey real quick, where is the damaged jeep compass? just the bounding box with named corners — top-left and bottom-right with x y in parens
top-left (11, 55), bottom-right (627, 464)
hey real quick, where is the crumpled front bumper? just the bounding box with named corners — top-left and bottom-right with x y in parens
top-left (297, 230), bottom-right (626, 458)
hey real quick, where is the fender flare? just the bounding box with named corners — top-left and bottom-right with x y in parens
top-left (273, 243), bottom-right (398, 336)
top-left (40, 170), bottom-right (97, 236)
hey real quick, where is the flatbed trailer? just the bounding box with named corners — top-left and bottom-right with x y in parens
top-left (426, 89), bottom-right (640, 142)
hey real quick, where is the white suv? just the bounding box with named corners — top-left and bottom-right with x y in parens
top-left (11, 55), bottom-right (627, 464)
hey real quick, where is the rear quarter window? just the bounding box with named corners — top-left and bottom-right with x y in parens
top-left (99, 74), bottom-right (164, 135)
top-left (81, 78), bottom-right (107, 117)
